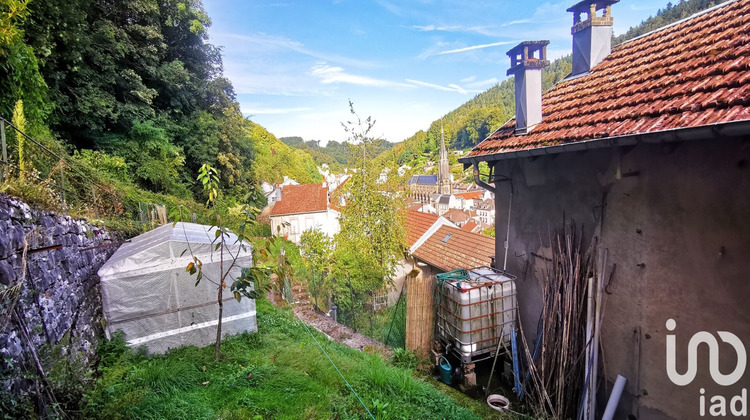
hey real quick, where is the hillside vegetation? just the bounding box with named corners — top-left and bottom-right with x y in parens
top-left (0, 0), bottom-right (319, 225)
top-left (280, 136), bottom-right (393, 172)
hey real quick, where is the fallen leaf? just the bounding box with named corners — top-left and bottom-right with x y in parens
top-left (248, 373), bottom-right (253, 379)
top-left (201, 381), bottom-right (210, 386)
top-left (202, 365), bottom-right (206, 372)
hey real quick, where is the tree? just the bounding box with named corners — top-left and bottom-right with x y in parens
top-left (174, 163), bottom-right (262, 360)
top-left (299, 228), bottom-right (333, 309)
top-left (327, 102), bottom-right (405, 318)
top-left (0, 0), bottom-right (47, 123)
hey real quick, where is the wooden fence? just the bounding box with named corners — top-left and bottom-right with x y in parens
top-left (405, 274), bottom-right (435, 357)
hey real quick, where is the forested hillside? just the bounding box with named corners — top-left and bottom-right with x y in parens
top-left (614, 0), bottom-right (723, 45)
top-left (375, 0), bottom-right (720, 170)
top-left (280, 136), bottom-right (393, 171)
top-left (374, 56), bottom-right (571, 169)
top-left (0, 0), bottom-right (319, 212)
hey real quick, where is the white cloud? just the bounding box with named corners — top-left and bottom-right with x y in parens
top-left (405, 79), bottom-right (479, 95)
top-left (311, 64), bottom-right (413, 88)
top-left (460, 75), bottom-right (477, 83)
top-left (448, 84), bottom-right (467, 95)
top-left (465, 77), bottom-right (499, 89)
top-left (427, 40), bottom-right (517, 57)
top-left (501, 18), bottom-right (532, 27)
top-left (241, 106), bottom-right (312, 115)
top-left (214, 32), bottom-right (377, 69)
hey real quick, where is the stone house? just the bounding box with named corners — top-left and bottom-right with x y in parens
top-left (459, 1), bottom-right (750, 418)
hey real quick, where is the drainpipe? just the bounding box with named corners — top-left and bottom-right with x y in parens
top-left (472, 162), bottom-right (496, 193)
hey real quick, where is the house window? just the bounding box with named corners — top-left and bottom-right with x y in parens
top-left (290, 219), bottom-right (298, 234)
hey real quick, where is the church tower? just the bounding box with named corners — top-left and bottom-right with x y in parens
top-left (437, 124), bottom-right (452, 194)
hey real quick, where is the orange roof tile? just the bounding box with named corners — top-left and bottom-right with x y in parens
top-left (465, 0), bottom-right (750, 160)
top-left (461, 221), bottom-right (479, 232)
top-left (443, 209), bottom-right (471, 223)
top-left (412, 225), bottom-right (495, 271)
top-left (270, 183), bottom-right (328, 216)
top-left (405, 210), bottom-right (439, 247)
top-left (454, 191), bottom-right (483, 200)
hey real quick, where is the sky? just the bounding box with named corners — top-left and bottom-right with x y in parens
top-left (203, 0), bottom-right (665, 144)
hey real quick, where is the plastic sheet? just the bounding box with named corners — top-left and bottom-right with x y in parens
top-left (97, 222), bottom-right (256, 354)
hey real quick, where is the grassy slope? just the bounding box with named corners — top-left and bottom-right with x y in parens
top-left (82, 299), bottom-right (507, 420)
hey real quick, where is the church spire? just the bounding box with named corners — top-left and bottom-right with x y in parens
top-left (438, 122), bottom-right (451, 194)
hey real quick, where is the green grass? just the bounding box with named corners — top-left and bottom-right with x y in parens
top-left (81, 299), bottom-right (508, 419)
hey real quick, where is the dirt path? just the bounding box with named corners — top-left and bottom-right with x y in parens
top-left (267, 282), bottom-right (392, 358)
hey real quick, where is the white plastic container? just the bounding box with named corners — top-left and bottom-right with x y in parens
top-left (436, 267), bottom-right (517, 363)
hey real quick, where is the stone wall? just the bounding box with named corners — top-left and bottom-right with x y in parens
top-left (0, 194), bottom-right (116, 391)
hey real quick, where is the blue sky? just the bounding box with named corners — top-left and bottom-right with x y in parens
top-left (203, 0), bottom-right (665, 144)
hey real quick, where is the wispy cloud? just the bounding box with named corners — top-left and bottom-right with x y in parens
top-left (311, 64), bottom-right (413, 88)
top-left (241, 106), bottom-right (312, 115)
top-left (215, 32), bottom-right (376, 68)
top-left (465, 77), bottom-right (499, 89)
top-left (374, 0), bottom-right (403, 16)
top-left (501, 18), bottom-right (531, 27)
top-left (426, 40), bottom-right (516, 57)
top-left (405, 79), bottom-right (479, 95)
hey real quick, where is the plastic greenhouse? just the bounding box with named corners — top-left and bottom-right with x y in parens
top-left (97, 222), bottom-right (256, 354)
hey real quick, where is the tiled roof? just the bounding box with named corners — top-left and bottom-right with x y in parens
top-left (478, 199), bottom-right (494, 210)
top-left (444, 209), bottom-right (470, 223)
top-left (408, 174), bottom-right (438, 185)
top-left (270, 183), bottom-right (328, 216)
top-left (454, 191), bottom-right (483, 200)
top-left (465, 0), bottom-right (750, 160)
top-left (413, 225), bottom-right (495, 271)
top-left (405, 210), bottom-right (440, 247)
top-left (461, 221), bottom-right (479, 232)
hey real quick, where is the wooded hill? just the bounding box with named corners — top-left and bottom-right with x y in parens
top-left (1, 0), bottom-right (320, 212)
top-left (280, 136), bottom-right (393, 172)
top-left (372, 0), bottom-right (720, 171)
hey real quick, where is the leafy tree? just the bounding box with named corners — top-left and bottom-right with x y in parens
top-left (122, 119), bottom-right (186, 195)
top-left (299, 228), bottom-right (333, 309)
top-left (175, 163), bottom-right (262, 360)
top-left (0, 0), bottom-right (47, 123)
top-left (327, 102), bottom-right (405, 316)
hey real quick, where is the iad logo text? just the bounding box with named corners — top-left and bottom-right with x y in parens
top-left (666, 319), bottom-right (747, 417)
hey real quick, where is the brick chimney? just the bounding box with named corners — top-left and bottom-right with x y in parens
top-left (568, 0), bottom-right (618, 77)
top-left (506, 41), bottom-right (550, 134)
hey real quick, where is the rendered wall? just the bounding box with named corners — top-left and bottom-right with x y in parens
top-left (491, 137), bottom-right (750, 419)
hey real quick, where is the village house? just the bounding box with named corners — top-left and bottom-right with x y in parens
top-left (475, 199), bottom-right (495, 226)
top-left (269, 183), bottom-right (341, 244)
top-left (459, 1), bottom-right (750, 418)
top-left (460, 221), bottom-right (483, 234)
top-left (442, 208), bottom-right (472, 227)
top-left (410, 223), bottom-right (496, 280)
top-left (451, 190), bottom-right (483, 211)
top-left (388, 211), bottom-right (457, 304)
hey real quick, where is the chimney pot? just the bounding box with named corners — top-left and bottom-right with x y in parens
top-left (506, 41), bottom-right (550, 134)
top-left (567, 0), bottom-right (619, 77)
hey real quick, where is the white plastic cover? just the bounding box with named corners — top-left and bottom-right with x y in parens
top-left (97, 222), bottom-right (256, 354)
